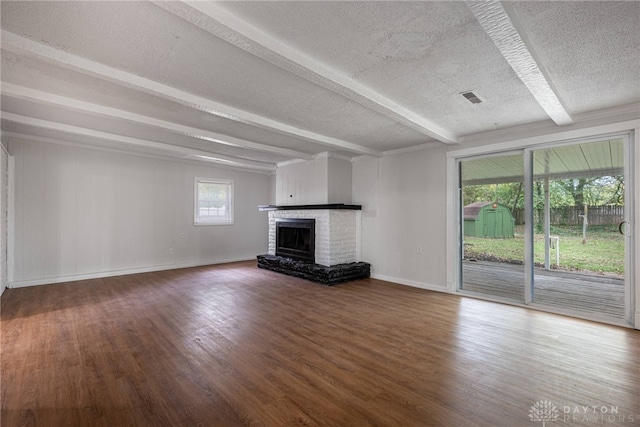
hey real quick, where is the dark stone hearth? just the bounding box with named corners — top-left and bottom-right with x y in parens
top-left (257, 255), bottom-right (370, 285)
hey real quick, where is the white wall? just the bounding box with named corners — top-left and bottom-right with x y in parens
top-left (276, 154), bottom-right (352, 205)
top-left (7, 137), bottom-right (271, 287)
top-left (327, 156), bottom-right (352, 204)
top-left (276, 159), bottom-right (322, 205)
top-left (352, 146), bottom-right (449, 290)
top-left (268, 173), bottom-right (277, 205)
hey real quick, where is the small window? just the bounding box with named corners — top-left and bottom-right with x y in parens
top-left (194, 178), bottom-right (234, 225)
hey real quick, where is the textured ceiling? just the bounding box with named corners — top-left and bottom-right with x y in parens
top-left (1, 1), bottom-right (639, 172)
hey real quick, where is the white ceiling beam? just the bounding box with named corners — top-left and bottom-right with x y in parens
top-left (1, 82), bottom-right (313, 161)
top-left (466, 0), bottom-right (574, 126)
top-left (1, 30), bottom-right (382, 157)
top-left (0, 112), bottom-right (276, 172)
top-left (0, 131), bottom-right (267, 174)
top-left (152, 1), bottom-right (458, 144)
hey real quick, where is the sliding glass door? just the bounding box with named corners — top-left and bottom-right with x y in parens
top-left (458, 135), bottom-right (633, 324)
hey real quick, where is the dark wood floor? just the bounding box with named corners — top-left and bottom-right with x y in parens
top-left (2, 261), bottom-right (639, 426)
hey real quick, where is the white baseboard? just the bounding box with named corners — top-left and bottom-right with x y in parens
top-left (371, 273), bottom-right (447, 293)
top-left (8, 256), bottom-right (257, 289)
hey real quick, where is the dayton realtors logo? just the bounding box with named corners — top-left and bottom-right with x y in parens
top-left (529, 400), bottom-right (559, 426)
top-left (529, 400), bottom-right (638, 424)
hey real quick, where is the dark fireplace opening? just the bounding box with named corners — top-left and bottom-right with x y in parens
top-left (276, 218), bottom-right (315, 263)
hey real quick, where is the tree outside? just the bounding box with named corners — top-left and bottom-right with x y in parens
top-left (463, 176), bottom-right (624, 214)
top-left (462, 176), bottom-right (625, 276)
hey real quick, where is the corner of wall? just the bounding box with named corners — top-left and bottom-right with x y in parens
top-left (327, 156), bottom-right (352, 203)
top-left (370, 272), bottom-right (448, 293)
top-left (275, 154), bottom-right (353, 205)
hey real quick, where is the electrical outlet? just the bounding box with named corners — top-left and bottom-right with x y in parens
top-left (180, 232), bottom-right (185, 239)
top-left (168, 248), bottom-right (174, 255)
top-left (416, 245), bottom-right (423, 254)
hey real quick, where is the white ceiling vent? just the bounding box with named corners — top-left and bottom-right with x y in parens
top-left (461, 91), bottom-right (483, 104)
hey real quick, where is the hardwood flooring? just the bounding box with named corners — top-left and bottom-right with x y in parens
top-left (2, 261), bottom-right (639, 426)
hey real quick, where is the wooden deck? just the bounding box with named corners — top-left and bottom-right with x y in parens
top-left (462, 260), bottom-right (625, 318)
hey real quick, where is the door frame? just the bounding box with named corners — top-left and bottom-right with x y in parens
top-left (524, 135), bottom-right (634, 323)
top-left (447, 125), bottom-right (637, 328)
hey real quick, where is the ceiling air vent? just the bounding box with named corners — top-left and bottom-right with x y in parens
top-left (461, 91), bottom-right (483, 104)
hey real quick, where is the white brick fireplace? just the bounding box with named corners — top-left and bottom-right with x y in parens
top-left (267, 208), bottom-right (360, 267)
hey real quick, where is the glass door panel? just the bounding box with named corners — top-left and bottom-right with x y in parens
top-left (460, 153), bottom-right (525, 302)
top-left (531, 138), bottom-right (626, 320)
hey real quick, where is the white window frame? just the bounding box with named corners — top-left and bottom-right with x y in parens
top-left (194, 178), bottom-right (234, 226)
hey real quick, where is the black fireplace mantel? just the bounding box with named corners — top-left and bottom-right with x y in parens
top-left (258, 204), bottom-right (362, 211)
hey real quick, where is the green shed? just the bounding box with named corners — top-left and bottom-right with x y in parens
top-left (464, 201), bottom-right (515, 238)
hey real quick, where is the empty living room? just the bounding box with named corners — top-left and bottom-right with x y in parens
top-left (1, 1), bottom-right (639, 426)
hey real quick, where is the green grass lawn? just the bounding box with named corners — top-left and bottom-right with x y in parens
top-left (463, 225), bottom-right (625, 275)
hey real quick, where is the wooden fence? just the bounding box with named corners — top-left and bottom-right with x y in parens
top-left (513, 205), bottom-right (624, 226)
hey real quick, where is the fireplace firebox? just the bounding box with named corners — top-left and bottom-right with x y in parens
top-left (275, 218), bottom-right (315, 263)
